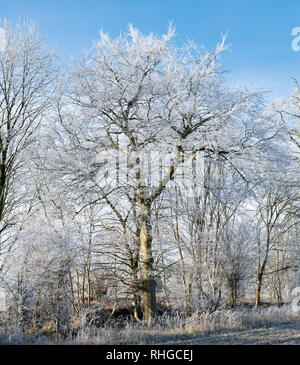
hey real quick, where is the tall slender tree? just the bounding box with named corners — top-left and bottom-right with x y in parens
top-left (0, 19), bottom-right (56, 258)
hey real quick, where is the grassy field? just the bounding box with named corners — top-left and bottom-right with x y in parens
top-left (1, 305), bottom-right (300, 345)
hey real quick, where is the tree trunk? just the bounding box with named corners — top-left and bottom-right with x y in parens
top-left (255, 271), bottom-right (263, 310)
top-left (87, 266), bottom-right (91, 307)
top-left (229, 283), bottom-right (237, 307)
top-left (255, 247), bottom-right (269, 310)
top-left (131, 292), bottom-right (142, 320)
top-left (130, 252), bottom-right (142, 320)
top-left (140, 201), bottom-right (157, 325)
top-left (81, 265), bottom-right (86, 306)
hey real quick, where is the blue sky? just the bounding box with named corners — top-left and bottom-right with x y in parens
top-left (1, 0), bottom-right (300, 99)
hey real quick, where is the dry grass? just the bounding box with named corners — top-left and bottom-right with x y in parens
top-left (1, 305), bottom-right (300, 345)
top-left (74, 305), bottom-right (300, 345)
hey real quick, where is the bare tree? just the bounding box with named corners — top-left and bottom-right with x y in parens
top-left (51, 25), bottom-right (284, 324)
top-left (253, 182), bottom-right (297, 309)
top-left (0, 19), bottom-right (56, 258)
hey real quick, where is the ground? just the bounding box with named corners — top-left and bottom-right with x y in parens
top-left (142, 322), bottom-right (300, 345)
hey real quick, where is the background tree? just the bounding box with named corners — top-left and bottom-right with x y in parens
top-left (0, 19), bottom-right (56, 260)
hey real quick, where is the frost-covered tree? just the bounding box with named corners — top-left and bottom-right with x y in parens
top-left (252, 178), bottom-right (298, 309)
top-left (49, 24), bottom-right (286, 323)
top-left (0, 19), bottom-right (56, 259)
